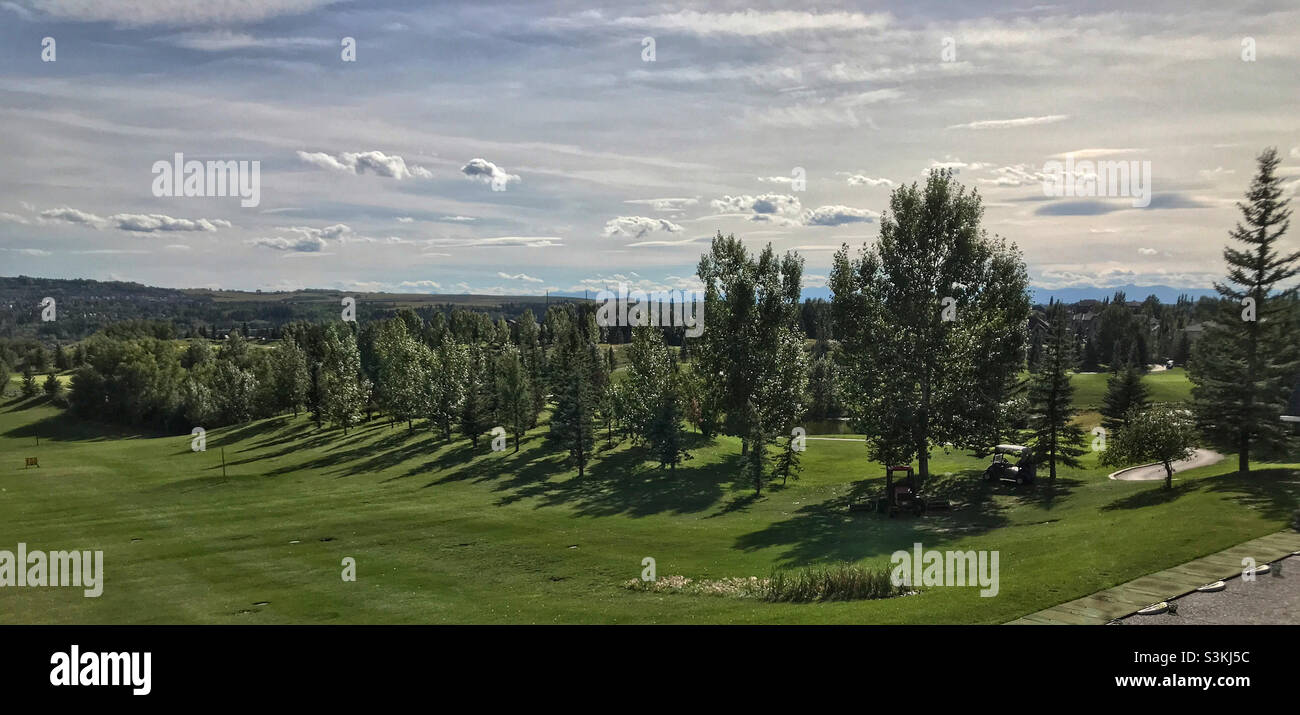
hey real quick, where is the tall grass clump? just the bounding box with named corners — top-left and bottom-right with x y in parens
top-left (765, 563), bottom-right (908, 603)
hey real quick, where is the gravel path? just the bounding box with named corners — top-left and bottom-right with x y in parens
top-left (1120, 555), bottom-right (1300, 625)
top-left (1108, 448), bottom-right (1224, 481)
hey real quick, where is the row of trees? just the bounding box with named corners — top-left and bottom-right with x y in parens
top-left (14, 150), bottom-right (1296, 494)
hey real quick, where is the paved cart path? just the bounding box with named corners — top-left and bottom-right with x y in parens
top-left (1108, 449), bottom-right (1224, 481)
top-left (1007, 530), bottom-right (1300, 624)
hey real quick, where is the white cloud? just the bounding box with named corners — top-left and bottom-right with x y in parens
top-left (946, 114), bottom-right (1069, 130)
top-left (460, 158), bottom-right (520, 190)
top-left (710, 194), bottom-right (802, 217)
top-left (297, 150), bottom-right (433, 179)
top-left (841, 173), bottom-right (894, 188)
top-left (250, 235), bottom-right (326, 252)
top-left (425, 236), bottom-right (563, 248)
top-left (624, 197), bottom-right (698, 212)
top-left (17, 0), bottom-right (343, 27)
top-left (979, 164), bottom-right (1047, 187)
top-left (34, 207), bottom-right (230, 232)
top-left (161, 30), bottom-right (332, 51)
top-left (1049, 148), bottom-right (1145, 159)
top-left (929, 157), bottom-right (993, 173)
top-left (497, 272), bottom-right (544, 283)
top-left (747, 105), bottom-right (868, 129)
top-left (39, 206), bottom-right (107, 228)
top-left (398, 280), bottom-right (441, 290)
top-left (111, 214), bottom-right (231, 232)
top-left (1198, 167), bottom-right (1235, 179)
top-left (1, 2), bottom-right (34, 20)
top-left (602, 216), bottom-right (684, 238)
top-left (250, 224), bottom-right (351, 252)
top-left (558, 9), bottom-right (893, 37)
top-left (802, 205), bottom-right (879, 226)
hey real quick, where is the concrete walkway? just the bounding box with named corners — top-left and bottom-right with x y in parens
top-left (1107, 448), bottom-right (1224, 481)
top-left (1006, 530), bottom-right (1300, 624)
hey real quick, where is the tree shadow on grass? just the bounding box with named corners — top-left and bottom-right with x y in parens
top-left (215, 416), bottom-right (293, 448)
top-left (1007, 477), bottom-right (1083, 510)
top-left (254, 426), bottom-right (437, 478)
top-left (332, 429), bottom-right (447, 479)
top-left (731, 469), bottom-right (1014, 568)
top-left (224, 427), bottom-right (354, 466)
top-left (1100, 481), bottom-right (1198, 511)
top-left (1201, 467), bottom-right (1300, 522)
top-left (243, 418), bottom-right (317, 450)
top-left (415, 436), bottom-right (740, 518)
top-left (2, 409), bottom-right (155, 442)
top-left (2, 396), bottom-right (49, 413)
top-left (528, 447), bottom-right (740, 518)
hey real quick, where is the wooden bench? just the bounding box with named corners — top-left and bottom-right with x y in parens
top-left (24, 457), bottom-right (39, 468)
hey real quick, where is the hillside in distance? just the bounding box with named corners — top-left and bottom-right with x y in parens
top-left (0, 275), bottom-right (585, 341)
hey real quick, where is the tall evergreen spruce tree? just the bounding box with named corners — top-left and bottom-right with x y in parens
top-left (21, 365), bottom-right (39, 398)
top-left (547, 309), bottom-right (598, 477)
top-left (1100, 366), bottom-right (1150, 433)
top-left (1190, 148), bottom-right (1300, 472)
top-left (1027, 301), bottom-right (1086, 480)
top-left (495, 345), bottom-right (533, 453)
top-left (459, 344), bottom-right (493, 448)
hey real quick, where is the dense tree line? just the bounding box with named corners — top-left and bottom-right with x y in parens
top-left (8, 151), bottom-right (1296, 494)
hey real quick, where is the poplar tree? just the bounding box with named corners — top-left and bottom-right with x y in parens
top-left (321, 327), bottom-right (367, 434)
top-left (271, 338), bottom-right (309, 417)
top-left (830, 169), bottom-right (1030, 478)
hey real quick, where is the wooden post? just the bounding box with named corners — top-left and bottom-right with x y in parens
top-left (221, 447), bottom-right (227, 478)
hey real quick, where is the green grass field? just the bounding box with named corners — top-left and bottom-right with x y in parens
top-left (1, 368), bottom-right (1296, 624)
top-left (1069, 367), bottom-right (1194, 412)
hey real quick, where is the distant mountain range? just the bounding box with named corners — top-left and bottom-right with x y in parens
top-left (3, 275), bottom-right (1219, 313)
top-left (791, 284), bottom-right (1219, 304)
top-left (1026, 284), bottom-right (1219, 304)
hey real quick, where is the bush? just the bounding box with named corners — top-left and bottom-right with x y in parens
top-left (623, 563), bottom-right (910, 603)
top-left (765, 563), bottom-right (908, 603)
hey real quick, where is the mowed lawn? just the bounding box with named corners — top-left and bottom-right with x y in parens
top-left (0, 368), bottom-right (1296, 624)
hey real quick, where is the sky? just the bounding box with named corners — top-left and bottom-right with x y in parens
top-left (1, 0), bottom-right (1298, 298)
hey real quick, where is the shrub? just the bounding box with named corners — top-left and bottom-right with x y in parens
top-left (623, 563), bottom-right (910, 603)
top-left (765, 563), bottom-right (908, 603)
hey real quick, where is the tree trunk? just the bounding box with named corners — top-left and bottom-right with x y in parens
top-left (919, 367), bottom-right (930, 480)
top-left (1164, 461), bottom-right (1174, 490)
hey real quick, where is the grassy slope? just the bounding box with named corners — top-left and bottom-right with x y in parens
top-left (1070, 367), bottom-right (1194, 412)
top-left (0, 370), bottom-right (1295, 625)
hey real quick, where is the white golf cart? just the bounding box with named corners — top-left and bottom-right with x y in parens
top-left (983, 444), bottom-right (1035, 485)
